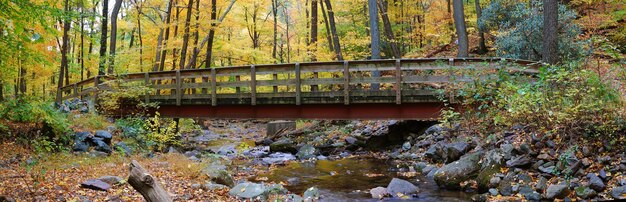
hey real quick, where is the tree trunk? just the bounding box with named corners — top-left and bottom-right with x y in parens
top-left (542, 0), bottom-right (558, 64)
top-left (80, 5), bottom-right (85, 81)
top-left (98, 0), bottom-right (108, 75)
top-left (190, 0), bottom-right (200, 69)
top-left (324, 0), bottom-right (343, 61)
top-left (179, 0), bottom-right (194, 69)
top-left (320, 0), bottom-right (333, 52)
top-left (0, 82), bottom-right (3, 102)
top-left (109, 0), bottom-right (123, 74)
top-left (310, 0), bottom-right (318, 61)
top-left (159, 0), bottom-right (174, 71)
top-left (452, 0), bottom-right (468, 57)
top-left (128, 160), bottom-right (172, 202)
top-left (475, 0), bottom-right (487, 54)
top-left (285, 6), bottom-right (291, 63)
top-left (368, 0), bottom-right (381, 90)
top-left (272, 0), bottom-right (278, 61)
top-left (378, 0), bottom-right (401, 58)
top-left (56, 0), bottom-right (71, 104)
top-left (171, 4), bottom-right (181, 70)
top-left (205, 0), bottom-right (217, 68)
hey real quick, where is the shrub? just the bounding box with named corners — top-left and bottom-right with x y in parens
top-left (444, 63), bottom-right (625, 140)
top-left (143, 112), bottom-right (181, 151)
top-left (479, 1), bottom-right (588, 62)
top-left (97, 79), bottom-right (155, 116)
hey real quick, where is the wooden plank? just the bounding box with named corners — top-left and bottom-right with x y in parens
top-left (211, 68), bottom-right (217, 106)
top-left (176, 70), bottom-right (181, 106)
top-left (343, 61), bottom-right (349, 105)
top-left (215, 81), bottom-right (250, 88)
top-left (395, 59), bottom-right (401, 105)
top-left (256, 79), bottom-right (296, 87)
top-left (144, 73), bottom-right (150, 103)
top-left (251, 65), bottom-right (256, 105)
top-left (295, 63), bottom-right (301, 105)
top-left (301, 78), bottom-right (344, 85)
top-left (350, 76), bottom-right (396, 84)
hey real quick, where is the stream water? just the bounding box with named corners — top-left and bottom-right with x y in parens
top-left (250, 158), bottom-right (472, 201)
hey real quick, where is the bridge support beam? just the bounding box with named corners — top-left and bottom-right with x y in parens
top-left (154, 103), bottom-right (457, 120)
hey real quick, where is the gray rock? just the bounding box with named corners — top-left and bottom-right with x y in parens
top-left (243, 146), bottom-right (269, 158)
top-left (229, 182), bottom-right (267, 199)
top-left (575, 186), bottom-right (596, 199)
top-left (587, 173), bottom-right (605, 192)
top-left (426, 168), bottom-right (438, 179)
top-left (499, 181), bottom-right (513, 196)
top-left (402, 142), bottom-right (412, 151)
top-left (296, 145), bottom-right (317, 160)
top-left (262, 152), bottom-right (296, 165)
top-left (506, 155), bottom-right (532, 168)
top-left (370, 187), bottom-right (388, 199)
top-left (266, 184), bottom-right (288, 195)
top-left (345, 137), bottom-right (357, 145)
top-left (539, 165), bottom-right (556, 174)
top-left (471, 193), bottom-right (489, 202)
top-left (270, 139), bottom-right (297, 153)
top-left (619, 178), bottom-right (626, 186)
top-left (611, 186), bottom-right (626, 199)
top-left (599, 169), bottom-right (607, 180)
top-left (500, 144), bottom-right (514, 160)
top-left (446, 142), bottom-right (470, 162)
top-left (535, 177), bottom-right (548, 192)
top-left (546, 184), bottom-right (569, 199)
top-left (425, 143), bottom-right (446, 163)
top-left (73, 132), bottom-right (92, 152)
top-left (97, 176), bottom-right (124, 185)
top-left (488, 188), bottom-right (498, 196)
top-left (524, 191), bottom-right (542, 201)
top-left (203, 165), bottom-right (234, 187)
top-left (92, 138), bottom-right (112, 153)
top-left (285, 194), bottom-right (303, 202)
top-left (434, 152), bottom-right (483, 189)
top-left (387, 178), bottom-right (419, 197)
top-left (94, 130), bottom-right (112, 144)
top-left (303, 187), bottom-right (320, 200)
top-left (489, 177), bottom-right (501, 188)
top-left (80, 179), bottom-right (111, 191)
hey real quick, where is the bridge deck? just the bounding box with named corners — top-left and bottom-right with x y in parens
top-left (59, 58), bottom-right (540, 119)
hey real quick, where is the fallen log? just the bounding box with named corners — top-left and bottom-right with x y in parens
top-left (128, 160), bottom-right (172, 202)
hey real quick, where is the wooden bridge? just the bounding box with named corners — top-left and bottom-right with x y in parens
top-left (58, 58), bottom-right (541, 120)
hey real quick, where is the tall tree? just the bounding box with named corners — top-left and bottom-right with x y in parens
top-left (310, 0), bottom-right (318, 61)
top-left (542, 0), bottom-right (558, 63)
top-left (57, 0), bottom-right (71, 103)
top-left (368, 0), bottom-right (381, 90)
top-left (158, 0), bottom-right (174, 71)
top-left (179, 0), bottom-right (194, 69)
top-left (272, 0), bottom-right (278, 61)
top-left (320, 0), bottom-right (333, 52)
top-left (378, 0), bottom-right (400, 58)
top-left (452, 0), bottom-right (468, 57)
top-left (324, 0), bottom-right (342, 61)
top-left (108, 0), bottom-right (123, 74)
top-left (204, 0), bottom-right (218, 68)
top-left (475, 0), bottom-right (487, 54)
top-left (98, 0), bottom-right (108, 75)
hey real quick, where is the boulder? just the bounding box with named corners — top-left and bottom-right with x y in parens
top-left (370, 187), bottom-right (389, 199)
top-left (387, 178), bottom-right (419, 197)
top-left (575, 186), bottom-right (596, 199)
top-left (535, 177), bottom-right (547, 192)
top-left (303, 187), bottom-right (320, 201)
top-left (611, 186), bottom-right (626, 199)
top-left (434, 152), bottom-right (483, 189)
top-left (92, 138), bottom-right (112, 153)
top-left (94, 130), bottom-right (113, 145)
top-left (477, 150), bottom-right (504, 191)
top-left (80, 179), bottom-right (111, 191)
top-left (425, 143), bottom-right (446, 163)
top-left (546, 184), bottom-right (569, 199)
top-left (269, 139), bottom-right (297, 154)
top-left (266, 184), bottom-right (288, 195)
top-left (203, 166), bottom-right (235, 188)
top-left (587, 173), bottom-right (605, 192)
top-left (229, 182), bottom-right (267, 199)
top-left (73, 132), bottom-right (92, 152)
top-left (446, 142), bottom-right (470, 162)
top-left (296, 145), bottom-right (317, 160)
top-left (506, 155), bottom-right (532, 168)
top-left (203, 183), bottom-right (229, 190)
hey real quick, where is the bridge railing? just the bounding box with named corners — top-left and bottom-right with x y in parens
top-left (58, 58), bottom-right (542, 106)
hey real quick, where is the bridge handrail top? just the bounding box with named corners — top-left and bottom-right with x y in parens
top-left (60, 57), bottom-right (543, 91)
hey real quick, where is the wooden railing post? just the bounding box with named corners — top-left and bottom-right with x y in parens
top-left (211, 68), bottom-right (217, 106)
top-left (395, 59), bottom-right (402, 105)
top-left (295, 63), bottom-right (301, 105)
top-left (250, 65), bottom-right (256, 105)
top-left (92, 75), bottom-right (99, 104)
top-left (144, 72), bottom-right (150, 103)
top-left (272, 73), bottom-right (278, 93)
top-left (235, 75), bottom-right (241, 94)
top-left (176, 70), bottom-right (181, 106)
top-left (73, 83), bottom-right (78, 99)
top-left (343, 61), bottom-right (350, 105)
